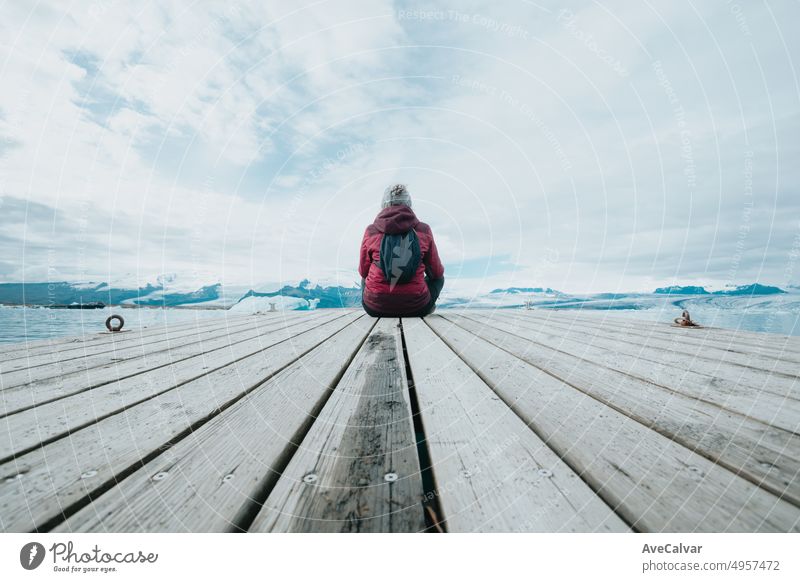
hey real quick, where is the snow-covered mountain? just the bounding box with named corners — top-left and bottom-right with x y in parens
top-left (0, 274), bottom-right (239, 308)
top-left (0, 276), bottom-right (362, 310)
top-left (655, 283), bottom-right (786, 296)
top-left (234, 279), bottom-right (362, 310)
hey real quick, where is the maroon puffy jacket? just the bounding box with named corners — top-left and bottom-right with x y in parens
top-left (359, 205), bottom-right (445, 315)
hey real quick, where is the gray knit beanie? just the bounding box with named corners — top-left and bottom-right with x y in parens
top-left (381, 184), bottom-right (412, 209)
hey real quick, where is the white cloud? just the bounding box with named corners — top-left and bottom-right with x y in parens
top-left (1, 0), bottom-right (799, 293)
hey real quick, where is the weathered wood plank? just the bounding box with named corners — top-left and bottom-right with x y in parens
top-left (485, 311), bottom-right (800, 402)
top-left (443, 313), bottom-right (800, 506)
top-left (0, 313), bottom-right (279, 371)
top-left (0, 312), bottom-right (352, 461)
top-left (518, 312), bottom-right (800, 378)
top-left (516, 306), bottom-right (794, 339)
top-left (249, 318), bottom-right (426, 533)
top-left (533, 313), bottom-right (800, 364)
top-left (513, 310), bottom-right (800, 362)
top-left (3, 308), bottom-right (796, 533)
top-left (456, 312), bottom-right (800, 429)
top-left (0, 312), bottom-right (363, 532)
top-left (402, 318), bottom-right (629, 532)
top-left (426, 315), bottom-right (800, 532)
top-left (54, 316), bottom-right (375, 532)
top-left (0, 311), bottom-right (342, 417)
top-left (0, 311), bottom-right (327, 388)
top-left (0, 311), bottom-right (264, 362)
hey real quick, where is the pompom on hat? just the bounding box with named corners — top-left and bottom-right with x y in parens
top-left (381, 183), bottom-right (412, 209)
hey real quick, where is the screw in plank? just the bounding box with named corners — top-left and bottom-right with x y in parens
top-left (80, 470), bottom-right (98, 479)
top-left (152, 471), bottom-right (169, 482)
top-left (537, 469), bottom-right (553, 478)
top-left (303, 473), bottom-right (318, 484)
top-left (384, 472), bottom-right (398, 483)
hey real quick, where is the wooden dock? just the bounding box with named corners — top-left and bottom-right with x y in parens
top-left (1, 309), bottom-right (798, 532)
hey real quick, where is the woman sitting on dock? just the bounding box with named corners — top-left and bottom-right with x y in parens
top-left (359, 184), bottom-right (445, 317)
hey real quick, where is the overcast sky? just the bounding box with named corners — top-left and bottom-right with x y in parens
top-left (1, 1), bottom-right (798, 294)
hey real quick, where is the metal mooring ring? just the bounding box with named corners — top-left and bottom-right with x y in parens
top-left (105, 314), bottom-right (125, 332)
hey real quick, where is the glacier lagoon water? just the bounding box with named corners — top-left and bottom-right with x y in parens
top-left (0, 306), bottom-right (230, 345)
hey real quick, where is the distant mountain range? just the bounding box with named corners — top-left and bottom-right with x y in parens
top-left (0, 281), bottom-right (224, 307)
top-left (654, 283), bottom-right (786, 296)
top-left (0, 279), bottom-right (791, 311)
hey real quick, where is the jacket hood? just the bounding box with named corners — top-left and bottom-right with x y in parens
top-left (373, 205), bottom-right (420, 234)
